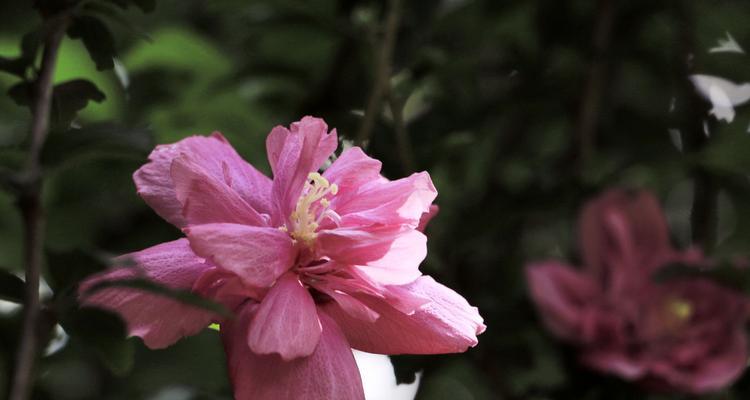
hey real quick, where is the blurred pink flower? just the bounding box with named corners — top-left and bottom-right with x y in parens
top-left (526, 189), bottom-right (749, 394)
top-left (80, 116), bottom-right (485, 400)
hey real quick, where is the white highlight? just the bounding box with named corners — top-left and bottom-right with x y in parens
top-left (353, 350), bottom-right (421, 400)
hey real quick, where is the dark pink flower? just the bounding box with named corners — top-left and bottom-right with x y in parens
top-left (526, 189), bottom-right (749, 394)
top-left (80, 116), bottom-right (485, 399)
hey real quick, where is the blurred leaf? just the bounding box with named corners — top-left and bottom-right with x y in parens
top-left (0, 270), bottom-right (24, 303)
top-left (60, 307), bottom-right (134, 375)
top-left (505, 331), bottom-right (566, 396)
top-left (67, 16), bottom-right (116, 71)
top-left (50, 79), bottom-right (106, 128)
top-left (0, 30), bottom-right (43, 78)
top-left (0, 55), bottom-right (30, 78)
top-left (33, 0), bottom-right (81, 18)
top-left (46, 248), bottom-right (107, 294)
top-left (700, 131), bottom-right (750, 174)
top-left (7, 80), bottom-right (33, 106)
top-left (8, 79), bottom-right (106, 128)
top-left (82, 278), bottom-right (232, 317)
top-left (42, 123), bottom-right (151, 167)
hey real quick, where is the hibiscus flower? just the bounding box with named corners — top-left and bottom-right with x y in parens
top-left (526, 189), bottom-right (749, 394)
top-left (80, 116), bottom-right (485, 399)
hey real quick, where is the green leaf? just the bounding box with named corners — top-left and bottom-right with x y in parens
top-left (0, 270), bottom-right (25, 304)
top-left (7, 81), bottom-right (33, 106)
top-left (46, 249), bottom-right (107, 294)
top-left (49, 79), bottom-right (106, 128)
top-left (81, 277), bottom-right (232, 317)
top-left (67, 16), bottom-right (116, 71)
top-left (41, 123), bottom-right (152, 168)
top-left (60, 307), bottom-right (134, 375)
top-left (8, 79), bottom-right (106, 128)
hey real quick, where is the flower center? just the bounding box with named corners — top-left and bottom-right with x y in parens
top-left (665, 298), bottom-right (692, 321)
top-left (287, 172), bottom-right (338, 247)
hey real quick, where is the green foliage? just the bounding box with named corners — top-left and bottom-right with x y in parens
top-left (59, 307), bottom-right (135, 375)
top-left (67, 16), bottom-right (117, 71)
top-left (1, 0), bottom-right (750, 399)
top-left (0, 270), bottom-right (24, 304)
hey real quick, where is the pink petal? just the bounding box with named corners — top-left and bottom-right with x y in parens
top-left (322, 276), bottom-right (485, 354)
top-left (525, 261), bottom-right (601, 341)
top-left (79, 239), bottom-right (216, 349)
top-left (134, 133), bottom-right (272, 228)
top-left (248, 273), bottom-right (322, 360)
top-left (314, 282), bottom-right (380, 323)
top-left (323, 147), bottom-right (382, 207)
top-left (184, 223), bottom-right (294, 288)
top-left (171, 155), bottom-right (267, 226)
top-left (417, 204), bottom-right (439, 232)
top-left (333, 172), bottom-right (437, 228)
top-left (579, 190), bottom-right (675, 284)
top-left (656, 330), bottom-right (748, 394)
top-left (581, 350), bottom-right (647, 380)
top-left (318, 226), bottom-right (425, 285)
top-left (223, 305), bottom-right (365, 400)
top-left (266, 117), bottom-right (337, 224)
top-left (355, 230), bottom-right (427, 285)
top-left (192, 267), bottom-right (263, 309)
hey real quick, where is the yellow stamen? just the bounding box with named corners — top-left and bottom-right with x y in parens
top-left (289, 172), bottom-right (338, 247)
top-left (666, 298), bottom-right (693, 321)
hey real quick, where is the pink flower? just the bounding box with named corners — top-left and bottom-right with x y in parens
top-left (526, 189), bottom-right (749, 394)
top-left (80, 116), bottom-right (485, 399)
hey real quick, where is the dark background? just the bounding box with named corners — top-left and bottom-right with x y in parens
top-left (2, 0), bottom-right (750, 399)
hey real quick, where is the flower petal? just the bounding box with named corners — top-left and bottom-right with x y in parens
top-left (248, 273), bottom-right (322, 360)
top-left (655, 330), bottom-right (748, 394)
top-left (355, 230), bottom-right (427, 285)
top-left (417, 204), bottom-right (439, 232)
top-left (267, 117), bottom-right (338, 224)
top-left (333, 172), bottom-right (437, 228)
top-left (525, 261), bottom-right (601, 341)
top-left (323, 147), bottom-right (382, 205)
top-left (314, 283), bottom-right (380, 323)
top-left (223, 305), bottom-right (365, 400)
top-left (134, 133), bottom-right (273, 228)
top-left (184, 223), bottom-right (294, 288)
top-left (322, 276), bottom-right (485, 354)
top-left (79, 239), bottom-right (215, 349)
top-left (171, 155), bottom-right (267, 226)
top-left (318, 226), bottom-right (426, 285)
top-left (579, 190), bottom-right (678, 285)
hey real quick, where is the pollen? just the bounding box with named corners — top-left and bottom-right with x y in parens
top-left (289, 172), bottom-right (338, 247)
top-left (666, 298), bottom-right (693, 321)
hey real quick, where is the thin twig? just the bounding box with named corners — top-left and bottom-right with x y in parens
top-left (356, 0), bottom-right (402, 147)
top-left (575, 0), bottom-right (615, 170)
top-left (674, 1), bottom-right (717, 249)
top-left (10, 14), bottom-right (70, 400)
top-left (386, 90), bottom-right (415, 173)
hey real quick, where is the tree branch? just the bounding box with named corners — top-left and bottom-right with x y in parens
top-left (10, 14), bottom-right (70, 400)
top-left (356, 0), bottom-right (402, 147)
top-left (575, 0), bottom-right (616, 170)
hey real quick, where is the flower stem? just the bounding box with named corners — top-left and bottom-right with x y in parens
top-left (9, 14), bottom-right (69, 400)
